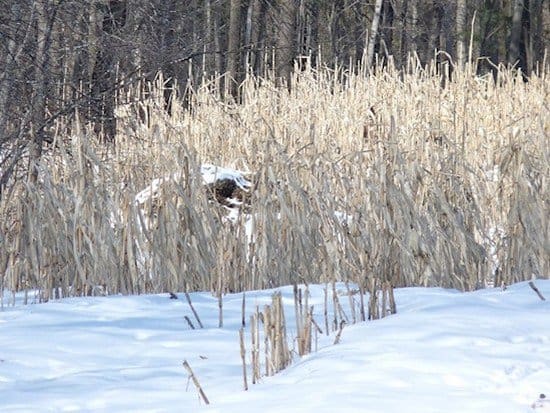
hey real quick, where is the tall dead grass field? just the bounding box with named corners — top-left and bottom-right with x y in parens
top-left (1, 63), bottom-right (548, 301)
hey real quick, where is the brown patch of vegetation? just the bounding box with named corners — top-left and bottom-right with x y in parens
top-left (0, 64), bottom-right (547, 299)
top-left (206, 178), bottom-right (251, 209)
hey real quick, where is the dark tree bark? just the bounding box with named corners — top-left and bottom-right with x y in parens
top-left (161, 0), bottom-right (178, 114)
top-left (203, 0), bottom-right (215, 73)
top-left (227, 0), bottom-right (242, 96)
top-left (253, 0), bottom-right (269, 76)
top-left (91, 0), bottom-right (127, 141)
top-left (456, 0), bottom-right (468, 67)
top-left (367, 0), bottom-right (384, 68)
top-left (509, 0), bottom-right (525, 66)
top-left (29, 0), bottom-right (56, 183)
top-left (307, 0), bottom-right (320, 67)
top-left (440, 0), bottom-right (457, 62)
top-left (381, 0), bottom-right (395, 63)
top-left (275, 0), bottom-right (298, 85)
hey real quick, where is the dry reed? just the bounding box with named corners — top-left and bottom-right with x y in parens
top-left (0, 62), bottom-right (548, 300)
top-left (182, 360), bottom-right (210, 405)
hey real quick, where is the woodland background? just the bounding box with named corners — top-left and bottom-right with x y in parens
top-left (0, 0), bottom-right (548, 187)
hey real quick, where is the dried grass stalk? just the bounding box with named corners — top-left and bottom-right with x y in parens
top-left (1, 63), bottom-right (547, 299)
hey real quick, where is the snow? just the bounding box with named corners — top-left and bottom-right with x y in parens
top-left (134, 171), bottom-right (185, 205)
top-left (1, 281), bottom-right (549, 412)
top-left (134, 164), bottom-right (252, 206)
top-left (199, 164), bottom-right (252, 189)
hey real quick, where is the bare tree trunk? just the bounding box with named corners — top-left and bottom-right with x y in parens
top-left (456, 0), bottom-right (467, 67)
top-left (509, 0), bottom-right (524, 65)
top-left (91, 0), bottom-right (126, 141)
top-left (276, 0), bottom-right (298, 85)
top-left (529, 0), bottom-right (543, 71)
top-left (244, 0), bottom-right (256, 69)
top-left (441, 2), bottom-right (457, 62)
top-left (162, 0), bottom-right (178, 113)
top-left (327, 3), bottom-right (337, 64)
top-left (245, 0), bottom-right (264, 73)
top-left (409, 0), bottom-right (418, 55)
top-left (0, 3), bottom-right (34, 193)
top-left (254, 0), bottom-right (269, 76)
top-left (398, 0), bottom-right (418, 66)
top-left (308, 1), bottom-right (320, 67)
top-left (381, 1), bottom-right (394, 63)
top-left (296, 0), bottom-right (306, 60)
top-left (366, 0), bottom-right (384, 68)
top-left (227, 0), bottom-right (242, 96)
top-left (426, 5), bottom-right (441, 63)
top-left (29, 0), bottom-right (53, 183)
top-left (214, 9), bottom-right (223, 75)
top-left (0, 3), bottom-right (24, 143)
top-left (204, 0), bottom-right (213, 73)
top-left (393, 0), bottom-right (406, 67)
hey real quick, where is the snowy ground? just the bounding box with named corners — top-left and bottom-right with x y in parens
top-left (1, 281), bottom-right (548, 412)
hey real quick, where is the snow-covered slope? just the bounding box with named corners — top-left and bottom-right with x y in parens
top-left (0, 282), bottom-right (548, 412)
